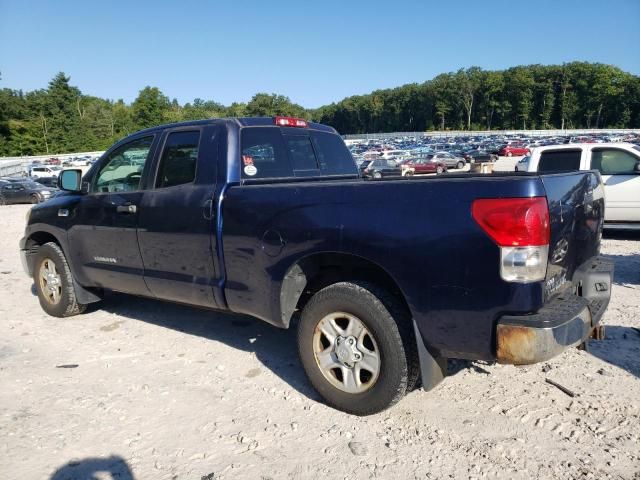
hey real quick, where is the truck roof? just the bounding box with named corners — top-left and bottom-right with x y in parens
top-left (530, 142), bottom-right (638, 153)
top-left (133, 117), bottom-right (337, 136)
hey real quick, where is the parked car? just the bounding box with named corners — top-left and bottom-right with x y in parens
top-left (401, 155), bottom-right (447, 175)
top-left (30, 166), bottom-right (62, 178)
top-left (431, 151), bottom-right (467, 169)
top-left (20, 116), bottom-right (612, 415)
top-left (464, 149), bottom-right (498, 163)
top-left (34, 176), bottom-right (60, 188)
top-left (515, 156), bottom-right (530, 172)
top-left (498, 145), bottom-right (530, 157)
top-left (524, 143), bottom-right (640, 229)
top-left (0, 180), bottom-right (56, 205)
top-left (45, 157), bottom-right (61, 165)
top-left (362, 158), bottom-right (402, 178)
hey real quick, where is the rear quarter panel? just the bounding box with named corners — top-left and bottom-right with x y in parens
top-left (222, 175), bottom-right (547, 360)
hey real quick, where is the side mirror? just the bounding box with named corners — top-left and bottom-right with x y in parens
top-left (58, 169), bottom-right (83, 192)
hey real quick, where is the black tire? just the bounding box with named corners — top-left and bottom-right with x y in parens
top-left (373, 171), bottom-right (382, 179)
top-left (30, 194), bottom-right (40, 204)
top-left (436, 166), bottom-right (444, 174)
top-left (33, 242), bottom-right (87, 317)
top-left (507, 151), bottom-right (513, 157)
top-left (297, 281), bottom-right (419, 415)
top-left (456, 160), bottom-right (464, 169)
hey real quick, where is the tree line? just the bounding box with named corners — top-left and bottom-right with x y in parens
top-left (1, 62), bottom-right (639, 156)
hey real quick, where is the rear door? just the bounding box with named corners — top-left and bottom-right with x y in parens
top-left (589, 146), bottom-right (640, 222)
top-left (67, 135), bottom-right (157, 295)
top-left (136, 126), bottom-right (221, 308)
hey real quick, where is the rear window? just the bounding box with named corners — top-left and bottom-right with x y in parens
top-left (240, 127), bottom-right (357, 180)
top-left (538, 150), bottom-right (581, 172)
top-left (241, 127), bottom-right (292, 179)
top-left (310, 131), bottom-right (357, 176)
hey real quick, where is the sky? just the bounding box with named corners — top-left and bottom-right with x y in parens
top-left (1, 0), bottom-right (639, 109)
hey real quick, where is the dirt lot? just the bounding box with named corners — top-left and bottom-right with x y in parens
top-left (1, 204), bottom-right (638, 480)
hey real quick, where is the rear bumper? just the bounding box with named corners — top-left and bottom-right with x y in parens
top-left (496, 256), bottom-right (613, 365)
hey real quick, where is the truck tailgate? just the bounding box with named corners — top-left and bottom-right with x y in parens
top-left (540, 171), bottom-right (605, 300)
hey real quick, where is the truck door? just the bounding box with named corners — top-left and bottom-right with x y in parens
top-left (136, 126), bottom-right (221, 308)
top-left (590, 147), bottom-right (640, 223)
top-left (67, 135), bottom-right (156, 295)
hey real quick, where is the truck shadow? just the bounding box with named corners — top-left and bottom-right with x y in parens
top-left (50, 455), bottom-right (134, 480)
top-left (588, 326), bottom-right (640, 379)
top-left (96, 291), bottom-right (321, 402)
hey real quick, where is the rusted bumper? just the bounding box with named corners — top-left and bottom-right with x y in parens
top-left (496, 296), bottom-right (593, 364)
top-left (497, 257), bottom-right (613, 365)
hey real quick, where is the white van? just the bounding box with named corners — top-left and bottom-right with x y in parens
top-left (525, 143), bottom-right (640, 229)
top-left (30, 166), bottom-right (62, 179)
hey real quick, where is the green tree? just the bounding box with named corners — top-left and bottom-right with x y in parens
top-left (131, 86), bottom-right (170, 129)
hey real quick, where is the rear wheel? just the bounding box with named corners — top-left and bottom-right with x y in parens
top-left (436, 166), bottom-right (444, 174)
top-left (30, 194), bottom-right (40, 204)
top-left (34, 242), bottom-right (86, 317)
top-left (507, 151), bottom-right (513, 157)
top-left (0, 195), bottom-right (5, 206)
top-left (297, 281), bottom-right (419, 415)
top-left (373, 171), bottom-right (382, 179)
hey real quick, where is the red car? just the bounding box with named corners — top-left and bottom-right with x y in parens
top-left (402, 155), bottom-right (447, 175)
top-left (498, 145), bottom-right (530, 157)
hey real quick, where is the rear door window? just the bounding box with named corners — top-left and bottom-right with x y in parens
top-left (538, 150), bottom-right (581, 172)
top-left (591, 148), bottom-right (639, 174)
top-left (156, 130), bottom-right (200, 188)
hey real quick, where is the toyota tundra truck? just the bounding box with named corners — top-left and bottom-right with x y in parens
top-left (20, 117), bottom-right (613, 415)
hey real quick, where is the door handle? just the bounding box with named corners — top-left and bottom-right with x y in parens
top-left (116, 204), bottom-right (137, 214)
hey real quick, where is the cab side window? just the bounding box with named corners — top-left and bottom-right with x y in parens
top-left (591, 149), bottom-right (639, 174)
top-left (93, 136), bottom-right (154, 193)
top-left (156, 131), bottom-right (200, 188)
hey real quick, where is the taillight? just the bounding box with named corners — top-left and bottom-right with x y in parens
top-left (274, 116), bottom-right (308, 128)
top-left (472, 197), bottom-right (550, 283)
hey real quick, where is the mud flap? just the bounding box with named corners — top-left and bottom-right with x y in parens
top-left (413, 320), bottom-right (447, 391)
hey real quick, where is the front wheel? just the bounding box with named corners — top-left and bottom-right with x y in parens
top-left (507, 151), bottom-right (513, 157)
top-left (34, 242), bottom-right (87, 317)
top-left (297, 281), bottom-right (419, 415)
top-left (372, 171), bottom-right (382, 179)
top-left (456, 160), bottom-right (464, 169)
top-left (30, 194), bottom-right (40, 204)
top-left (436, 166), bottom-right (444, 174)
top-left (0, 195), bottom-right (6, 206)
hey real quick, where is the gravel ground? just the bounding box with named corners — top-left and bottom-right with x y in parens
top-left (0, 204), bottom-right (638, 480)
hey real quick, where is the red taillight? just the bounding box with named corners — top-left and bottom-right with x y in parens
top-left (472, 197), bottom-right (550, 246)
top-left (274, 116), bottom-right (308, 128)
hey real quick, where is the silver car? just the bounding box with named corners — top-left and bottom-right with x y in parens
top-left (431, 151), bottom-right (466, 169)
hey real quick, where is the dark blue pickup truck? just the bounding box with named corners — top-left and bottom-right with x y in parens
top-left (20, 117), bottom-right (613, 415)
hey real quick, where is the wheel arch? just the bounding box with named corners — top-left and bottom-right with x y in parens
top-left (23, 227), bottom-right (101, 304)
top-left (279, 252), bottom-right (411, 329)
